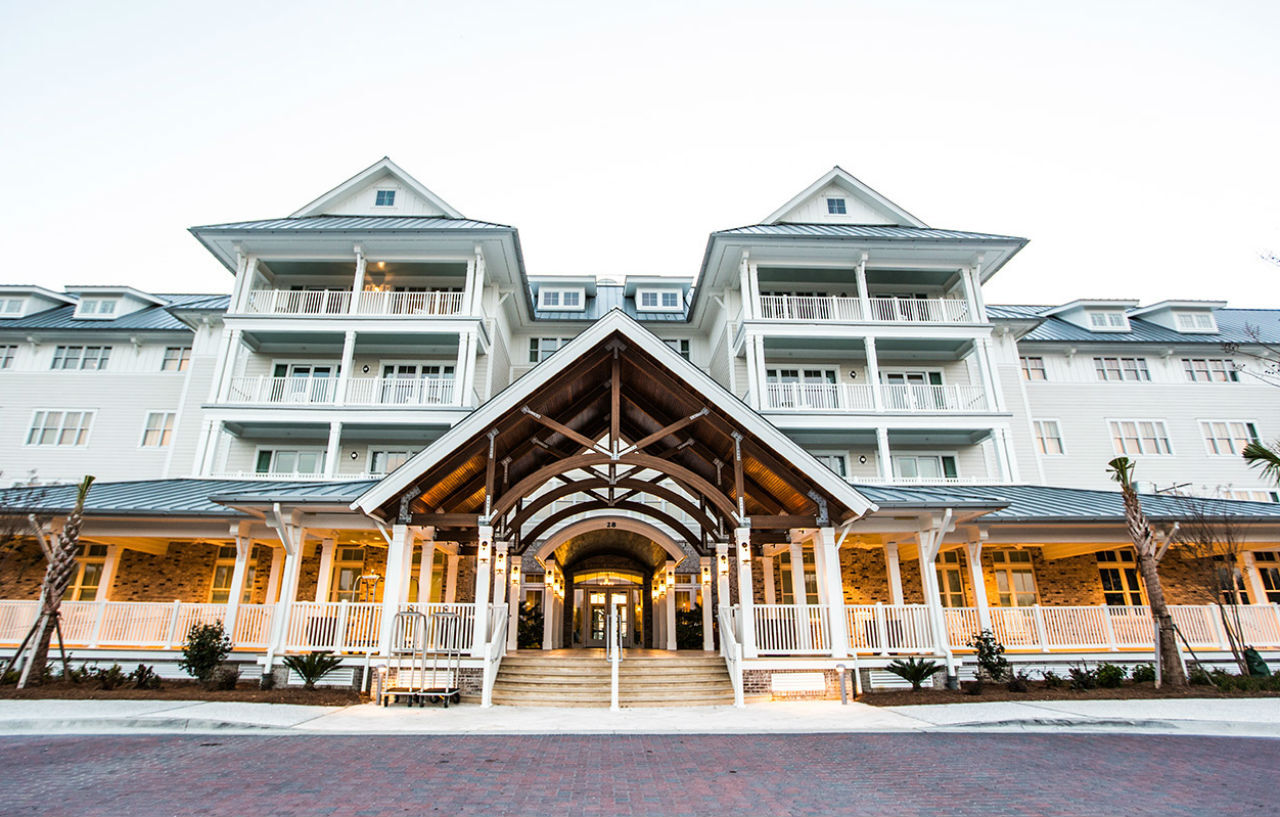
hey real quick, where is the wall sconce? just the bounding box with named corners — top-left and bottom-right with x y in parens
top-left (362, 364), bottom-right (370, 374)
top-left (478, 539), bottom-right (491, 564)
top-left (738, 541), bottom-right (751, 565)
top-left (510, 564), bottom-right (521, 585)
top-left (350, 451), bottom-right (359, 460)
top-left (494, 550), bottom-right (507, 574)
top-left (701, 564), bottom-right (712, 585)
top-left (665, 569), bottom-right (675, 590)
top-left (858, 455), bottom-right (867, 464)
top-left (544, 571), bottom-right (553, 588)
top-left (717, 553), bottom-right (729, 576)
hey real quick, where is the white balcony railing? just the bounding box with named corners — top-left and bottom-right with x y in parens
top-left (753, 604), bottom-right (831, 655)
top-left (756, 295), bottom-right (971, 324)
top-left (245, 289), bottom-right (352, 315)
top-left (344, 377), bottom-right (455, 406)
top-left (881, 384), bottom-right (989, 412)
top-left (355, 290), bottom-right (465, 316)
top-left (763, 383), bottom-right (874, 411)
top-left (226, 376), bottom-right (339, 405)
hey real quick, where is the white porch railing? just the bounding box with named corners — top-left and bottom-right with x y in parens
top-left (847, 603), bottom-right (936, 653)
top-left (881, 384), bottom-right (989, 412)
top-left (344, 377), bottom-right (456, 406)
top-left (763, 383), bottom-right (874, 411)
top-left (717, 605), bottom-right (745, 707)
top-left (355, 290), bottom-right (465, 316)
top-left (753, 604), bottom-right (831, 655)
top-left (279, 601), bottom-right (382, 652)
top-left (395, 603), bottom-right (478, 652)
top-left (868, 297), bottom-right (970, 323)
top-left (481, 603), bottom-right (509, 708)
top-left (246, 289), bottom-right (352, 315)
top-left (226, 376), bottom-right (339, 405)
top-left (756, 295), bottom-right (971, 323)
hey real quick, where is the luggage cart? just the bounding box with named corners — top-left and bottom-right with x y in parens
top-left (421, 611), bottom-right (463, 707)
top-left (377, 610), bottom-right (463, 707)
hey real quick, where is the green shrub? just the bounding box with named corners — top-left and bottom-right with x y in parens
top-left (1188, 664), bottom-right (1213, 686)
top-left (966, 630), bottom-right (1009, 683)
top-left (130, 664), bottom-right (161, 690)
top-left (675, 607), bottom-right (703, 650)
top-left (92, 664), bottom-right (128, 690)
top-left (517, 603), bottom-right (543, 649)
top-left (1041, 669), bottom-right (1064, 689)
top-left (1130, 663), bottom-right (1156, 684)
top-left (179, 622), bottom-right (232, 682)
top-left (885, 657), bottom-right (943, 691)
top-left (282, 651), bottom-right (343, 690)
top-left (207, 665), bottom-right (240, 691)
top-left (1096, 663), bottom-right (1127, 688)
top-left (1068, 663), bottom-right (1098, 690)
top-left (1007, 668), bottom-right (1031, 693)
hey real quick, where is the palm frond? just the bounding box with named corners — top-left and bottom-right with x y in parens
top-left (1243, 440), bottom-right (1280, 486)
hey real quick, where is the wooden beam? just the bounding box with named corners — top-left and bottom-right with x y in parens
top-left (407, 513), bottom-right (481, 527)
top-left (622, 407), bottom-right (709, 455)
top-left (523, 499), bottom-right (701, 549)
top-left (521, 406), bottom-right (607, 454)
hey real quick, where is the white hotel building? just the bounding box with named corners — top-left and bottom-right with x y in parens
top-left (0, 159), bottom-right (1277, 704)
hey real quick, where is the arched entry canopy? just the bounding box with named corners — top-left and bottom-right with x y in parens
top-left (353, 310), bottom-right (876, 555)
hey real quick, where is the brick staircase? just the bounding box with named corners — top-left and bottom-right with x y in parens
top-left (490, 651), bottom-right (735, 708)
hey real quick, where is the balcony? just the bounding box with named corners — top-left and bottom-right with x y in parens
top-left (243, 289), bottom-right (465, 317)
top-left (224, 376), bottom-right (456, 407)
top-left (758, 295), bottom-right (971, 324)
top-left (761, 383), bottom-right (989, 413)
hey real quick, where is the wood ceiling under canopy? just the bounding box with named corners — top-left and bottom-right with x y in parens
top-left (358, 315), bottom-right (873, 555)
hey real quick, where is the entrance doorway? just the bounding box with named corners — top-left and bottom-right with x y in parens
top-left (582, 588), bottom-right (638, 648)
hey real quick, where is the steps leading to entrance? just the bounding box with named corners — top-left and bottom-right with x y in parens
top-left (490, 652), bottom-right (735, 708)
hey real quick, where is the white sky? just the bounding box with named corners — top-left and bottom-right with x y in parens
top-left (2, 0), bottom-right (1277, 306)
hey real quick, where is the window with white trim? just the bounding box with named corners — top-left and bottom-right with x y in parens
top-left (1019, 356), bottom-right (1046, 380)
top-left (893, 455), bottom-right (958, 482)
top-left (991, 550), bottom-right (1038, 607)
top-left (332, 547), bottom-right (370, 602)
top-left (1200, 420), bottom-right (1259, 456)
top-left (538, 288), bottom-right (584, 311)
top-left (528, 337), bottom-right (572, 363)
top-left (1033, 420), bottom-right (1065, 455)
top-left (52, 345), bottom-right (111, 370)
top-left (370, 449), bottom-right (412, 475)
top-left (162, 346), bottom-right (191, 372)
top-left (826, 198), bottom-right (847, 215)
top-left (209, 545), bottom-right (256, 603)
top-left (813, 453), bottom-right (849, 478)
top-left (0, 344), bottom-right (15, 369)
top-left (936, 551), bottom-right (968, 607)
top-left (63, 544), bottom-right (109, 601)
top-left (0, 298), bottom-right (23, 316)
top-left (1109, 419), bottom-right (1173, 455)
top-left (1174, 311), bottom-right (1217, 333)
top-left (1086, 310), bottom-right (1129, 331)
top-left (636, 289), bottom-right (682, 312)
top-left (1255, 551), bottom-right (1280, 603)
top-left (1093, 356), bottom-right (1150, 382)
top-left (778, 549), bottom-right (819, 605)
top-left (255, 449), bottom-right (325, 476)
top-left (374, 190), bottom-right (396, 207)
top-left (662, 339), bottom-right (691, 360)
top-left (26, 410), bottom-right (94, 446)
top-left (1096, 550), bottom-right (1144, 606)
top-left (1221, 489), bottom-right (1279, 503)
top-left (75, 298), bottom-right (118, 318)
top-left (140, 411), bottom-right (175, 448)
top-left (1182, 358), bottom-right (1238, 382)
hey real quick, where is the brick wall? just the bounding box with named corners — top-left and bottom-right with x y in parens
top-left (839, 548), bottom-right (892, 603)
top-left (743, 668), bottom-right (849, 700)
top-left (0, 539), bottom-right (45, 599)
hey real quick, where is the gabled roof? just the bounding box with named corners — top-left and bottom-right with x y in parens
top-left (1042, 298), bottom-right (1140, 317)
top-left (191, 216), bottom-right (508, 233)
top-left (64, 285), bottom-right (167, 306)
top-left (0, 293), bottom-right (221, 332)
top-left (0, 286), bottom-right (78, 305)
top-left (989, 305), bottom-right (1280, 345)
top-left (0, 478), bottom-right (376, 518)
top-left (716, 224), bottom-right (1023, 242)
top-left (1127, 299), bottom-right (1228, 317)
top-left (289, 157), bottom-right (464, 219)
top-left (763, 166), bottom-right (928, 227)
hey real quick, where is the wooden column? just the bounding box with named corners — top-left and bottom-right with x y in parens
top-left (472, 527), bottom-right (493, 656)
top-left (736, 527), bottom-right (757, 658)
top-left (700, 557), bottom-right (714, 651)
top-left (314, 538), bottom-right (336, 602)
top-left (816, 526), bottom-right (849, 658)
top-left (965, 540), bottom-right (992, 631)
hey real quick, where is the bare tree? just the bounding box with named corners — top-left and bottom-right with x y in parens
top-left (1108, 457), bottom-right (1187, 686)
top-left (1171, 494), bottom-right (1250, 675)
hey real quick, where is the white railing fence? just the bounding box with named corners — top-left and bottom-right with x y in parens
top-left (344, 377), bottom-right (455, 407)
top-left (868, 297), bottom-right (970, 323)
top-left (759, 295), bottom-right (863, 322)
top-left (226, 376), bottom-right (338, 405)
top-left (846, 603), bottom-right (936, 654)
top-left (355, 290), bottom-right (465, 316)
top-left (279, 601), bottom-right (382, 652)
top-left (881, 384), bottom-right (988, 413)
top-left (481, 603), bottom-right (509, 708)
top-left (395, 603), bottom-right (477, 652)
top-left (246, 289), bottom-right (352, 315)
top-left (718, 606), bottom-right (745, 707)
top-left (763, 383), bottom-right (874, 411)
top-left (753, 604), bottom-right (831, 655)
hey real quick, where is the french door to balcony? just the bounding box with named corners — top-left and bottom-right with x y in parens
top-left (273, 364), bottom-right (335, 403)
top-left (882, 371), bottom-right (944, 410)
top-left (766, 368), bottom-right (838, 409)
top-left (381, 364), bottom-right (455, 405)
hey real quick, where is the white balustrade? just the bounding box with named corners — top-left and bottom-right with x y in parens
top-left (867, 297), bottom-right (970, 323)
top-left (245, 289), bottom-right (352, 315)
top-left (763, 383), bottom-right (874, 411)
top-left (395, 603), bottom-right (477, 652)
top-left (717, 606), bottom-right (745, 707)
top-left (232, 604), bottom-right (276, 648)
top-left (280, 601), bottom-right (383, 652)
top-left (355, 290), bottom-right (465, 316)
top-left (759, 295), bottom-right (863, 321)
top-left (880, 384), bottom-right (989, 412)
top-left (225, 376), bottom-right (338, 405)
top-left (343, 377), bottom-right (456, 406)
top-left (753, 604), bottom-right (831, 655)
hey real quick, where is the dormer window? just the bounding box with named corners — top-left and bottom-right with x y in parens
top-left (374, 190), bottom-right (396, 207)
top-left (0, 298), bottom-right (23, 317)
top-left (1174, 311), bottom-right (1217, 333)
top-left (637, 289), bottom-right (682, 312)
top-left (538, 288), bottom-right (585, 311)
top-left (1086, 310), bottom-right (1129, 332)
top-left (826, 198), bottom-right (847, 215)
top-left (76, 298), bottom-right (118, 318)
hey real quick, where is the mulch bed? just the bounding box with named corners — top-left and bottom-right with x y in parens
top-left (0, 680), bottom-right (364, 706)
top-left (858, 681), bottom-right (1280, 707)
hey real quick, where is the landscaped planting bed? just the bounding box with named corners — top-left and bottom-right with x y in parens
top-left (0, 680), bottom-right (363, 706)
top-left (860, 681), bottom-right (1280, 707)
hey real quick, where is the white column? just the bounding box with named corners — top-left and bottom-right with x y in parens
top-left (654, 586), bottom-right (664, 648)
top-left (982, 339), bottom-right (1005, 411)
top-left (324, 422), bottom-right (342, 479)
top-left (754, 335), bottom-right (769, 410)
top-left (762, 556), bottom-right (776, 604)
top-left (968, 264), bottom-right (988, 323)
top-left (349, 248), bottom-right (365, 314)
top-left (959, 266), bottom-right (979, 321)
top-left (1242, 552), bottom-right (1269, 606)
top-left (377, 524), bottom-right (413, 655)
top-left (460, 331), bottom-right (478, 407)
top-left (816, 526), bottom-right (849, 658)
top-left (864, 336), bottom-right (883, 411)
top-left (97, 545), bottom-right (122, 602)
top-left (700, 557), bottom-right (714, 651)
top-left (965, 540), bottom-right (992, 631)
top-left (314, 538), bottom-right (336, 602)
top-left (445, 553), bottom-right (460, 603)
top-left (917, 534), bottom-right (951, 657)
top-left (542, 559), bottom-right (557, 650)
top-left (224, 535), bottom-right (252, 640)
top-left (991, 427), bottom-right (1017, 483)
top-left (214, 329), bottom-right (243, 403)
top-left (453, 333), bottom-right (470, 407)
top-left (788, 538), bottom-right (809, 651)
top-left (492, 542), bottom-right (509, 606)
top-left (507, 560), bottom-right (522, 650)
top-left (417, 543), bottom-right (436, 604)
top-left (876, 427), bottom-right (892, 483)
top-left (739, 252), bottom-right (754, 320)
top-left (337, 330), bottom-right (356, 405)
top-left (715, 543), bottom-right (731, 614)
top-left (855, 254), bottom-right (871, 320)
top-left (264, 547), bottom-right (284, 603)
top-left (884, 542), bottom-right (904, 604)
top-left (748, 262), bottom-right (762, 318)
top-left (664, 560), bottom-right (677, 651)
top-left (471, 527), bottom-right (493, 656)
top-left (736, 527), bottom-right (758, 658)
top-left (744, 334), bottom-right (762, 409)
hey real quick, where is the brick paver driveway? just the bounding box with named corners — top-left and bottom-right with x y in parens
top-left (1, 733), bottom-right (1275, 816)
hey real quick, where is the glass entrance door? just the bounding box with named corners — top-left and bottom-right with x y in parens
top-left (584, 589), bottom-right (632, 648)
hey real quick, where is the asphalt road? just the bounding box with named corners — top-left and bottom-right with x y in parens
top-left (1, 732), bottom-right (1275, 816)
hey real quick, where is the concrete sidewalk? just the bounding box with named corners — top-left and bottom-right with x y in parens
top-left (0, 697), bottom-right (1277, 737)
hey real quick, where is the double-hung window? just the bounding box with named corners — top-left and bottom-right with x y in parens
top-left (778, 549), bottom-right (819, 605)
top-left (162, 346), bottom-right (191, 372)
top-left (936, 551), bottom-right (967, 607)
top-left (255, 449), bottom-right (325, 476)
top-left (140, 411), bottom-right (175, 448)
top-left (1019, 356), bottom-right (1046, 380)
top-left (1182, 358), bottom-right (1238, 382)
top-left (813, 453), bottom-right (849, 478)
top-left (209, 545), bottom-right (256, 603)
top-left (538, 288), bottom-right (584, 310)
top-left (1200, 420), bottom-right (1259, 456)
top-left (0, 298), bottom-right (24, 316)
top-left (332, 547), bottom-right (369, 602)
top-left (63, 544), bottom-right (109, 601)
top-left (1255, 552), bottom-right (1280, 603)
top-left (374, 190), bottom-right (396, 207)
top-left (529, 337), bottom-right (571, 363)
top-left (1033, 420), bottom-right (1065, 455)
top-left (0, 344), bottom-right (15, 369)
top-left (637, 289), bottom-right (682, 311)
top-left (27, 410), bottom-right (94, 446)
top-left (1109, 419), bottom-right (1173, 455)
top-left (370, 449), bottom-right (412, 475)
top-left (52, 345), bottom-right (111, 370)
top-left (893, 455), bottom-right (958, 482)
top-left (1087, 310), bottom-right (1128, 331)
top-left (662, 339), bottom-right (691, 360)
top-left (991, 550), bottom-right (1038, 607)
top-left (1096, 550), bottom-right (1144, 606)
top-left (1093, 356), bottom-right (1149, 382)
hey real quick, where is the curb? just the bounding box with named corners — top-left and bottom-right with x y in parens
top-left (0, 718), bottom-right (281, 734)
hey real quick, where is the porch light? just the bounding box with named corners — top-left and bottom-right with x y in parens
top-left (665, 569), bottom-right (675, 590)
top-left (510, 564), bottom-right (521, 585)
top-left (478, 539), bottom-right (491, 564)
top-left (738, 541), bottom-right (751, 564)
top-left (494, 550), bottom-right (507, 573)
top-left (701, 564), bottom-right (711, 585)
top-left (717, 553), bottom-right (729, 576)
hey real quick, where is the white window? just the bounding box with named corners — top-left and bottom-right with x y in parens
top-left (374, 190), bottom-right (396, 206)
top-left (0, 344), bottom-right (15, 369)
top-left (1093, 356), bottom-right (1149, 382)
top-left (1182, 358), bottom-right (1238, 382)
top-left (1086, 310), bottom-right (1129, 331)
top-left (662, 338), bottom-right (691, 360)
top-left (162, 346), bottom-right (191, 372)
top-left (1019, 356), bottom-right (1046, 380)
top-left (1097, 550), bottom-right (1144, 606)
top-left (370, 449), bottom-right (412, 475)
top-left (140, 411), bottom-right (175, 448)
top-left (52, 345), bottom-right (111, 370)
top-left (0, 298), bottom-right (23, 316)
top-left (991, 550), bottom-right (1039, 607)
top-left (1200, 421), bottom-right (1259, 456)
top-left (538, 288), bottom-right (584, 311)
top-left (936, 551), bottom-right (968, 607)
top-left (26, 410), bottom-right (94, 447)
top-left (826, 198), bottom-right (847, 215)
top-left (1174, 311), bottom-right (1217, 333)
top-left (893, 455), bottom-right (958, 482)
top-left (813, 453), bottom-right (849, 478)
top-left (75, 298), bottom-right (118, 318)
top-left (1256, 551), bottom-right (1280, 603)
top-left (63, 544), bottom-right (109, 601)
top-left (1109, 419), bottom-right (1173, 456)
top-left (1034, 420), bottom-right (1065, 455)
top-left (255, 449), bottom-right (325, 476)
top-left (636, 289), bottom-right (682, 312)
top-left (209, 545), bottom-right (256, 604)
top-left (332, 547), bottom-right (370, 602)
top-left (529, 337), bottom-right (571, 363)
top-left (1221, 490), bottom-right (1279, 503)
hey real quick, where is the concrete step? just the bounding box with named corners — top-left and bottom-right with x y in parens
top-left (490, 651), bottom-right (735, 708)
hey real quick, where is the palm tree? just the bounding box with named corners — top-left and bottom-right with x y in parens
top-left (1108, 458), bottom-right (1186, 687)
top-left (1243, 440), bottom-right (1280, 486)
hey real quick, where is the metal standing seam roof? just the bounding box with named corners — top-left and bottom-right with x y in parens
top-left (946, 484), bottom-right (1280, 523)
top-left (0, 294), bottom-right (227, 332)
top-left (988, 305), bottom-right (1280, 345)
top-left (0, 478), bottom-right (378, 517)
top-left (532, 285), bottom-right (690, 323)
top-left (190, 216), bottom-right (513, 233)
top-left (715, 224), bottom-right (1028, 242)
